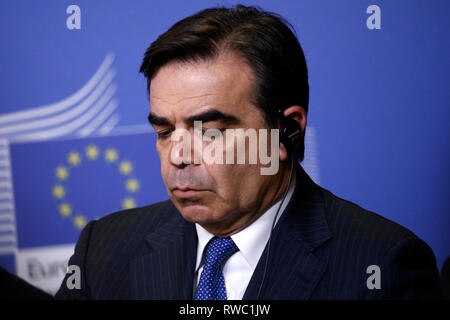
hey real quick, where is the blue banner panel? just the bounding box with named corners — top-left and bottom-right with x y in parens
top-left (0, 254), bottom-right (15, 274)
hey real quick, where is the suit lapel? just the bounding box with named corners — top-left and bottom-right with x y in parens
top-left (130, 209), bottom-right (197, 299)
top-left (243, 166), bottom-right (332, 299)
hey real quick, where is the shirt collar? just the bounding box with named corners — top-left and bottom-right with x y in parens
top-left (195, 173), bottom-right (296, 271)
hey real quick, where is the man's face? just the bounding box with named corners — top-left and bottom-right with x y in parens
top-left (149, 52), bottom-right (282, 235)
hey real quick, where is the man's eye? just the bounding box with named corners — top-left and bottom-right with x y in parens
top-left (156, 130), bottom-right (172, 139)
top-left (202, 128), bottom-right (224, 138)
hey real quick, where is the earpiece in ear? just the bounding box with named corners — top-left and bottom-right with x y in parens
top-left (279, 109), bottom-right (301, 155)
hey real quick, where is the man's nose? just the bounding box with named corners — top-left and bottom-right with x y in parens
top-left (168, 129), bottom-right (201, 167)
top-left (169, 139), bottom-right (190, 168)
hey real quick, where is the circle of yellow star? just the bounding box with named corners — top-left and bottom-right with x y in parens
top-left (53, 185), bottom-right (66, 199)
top-left (55, 166), bottom-right (69, 181)
top-left (86, 145), bottom-right (100, 160)
top-left (67, 151), bottom-right (81, 166)
top-left (122, 197), bottom-right (136, 209)
top-left (105, 148), bottom-right (119, 163)
top-left (119, 161), bottom-right (133, 175)
top-left (59, 203), bottom-right (72, 217)
top-left (125, 178), bottom-right (140, 193)
top-left (54, 145), bottom-right (144, 231)
top-left (73, 215), bottom-right (87, 229)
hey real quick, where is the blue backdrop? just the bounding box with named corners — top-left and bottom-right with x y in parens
top-left (0, 0), bottom-right (448, 294)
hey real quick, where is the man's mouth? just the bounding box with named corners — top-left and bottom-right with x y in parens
top-left (171, 187), bottom-right (208, 199)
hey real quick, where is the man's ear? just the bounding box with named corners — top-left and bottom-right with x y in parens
top-left (278, 105), bottom-right (307, 161)
top-left (283, 105), bottom-right (307, 131)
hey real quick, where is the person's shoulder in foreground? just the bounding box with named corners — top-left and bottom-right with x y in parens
top-left (55, 167), bottom-right (441, 300)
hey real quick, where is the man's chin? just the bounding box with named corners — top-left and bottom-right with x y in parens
top-left (176, 204), bottom-right (219, 224)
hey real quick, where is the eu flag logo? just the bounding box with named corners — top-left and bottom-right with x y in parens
top-left (52, 144), bottom-right (143, 230)
top-left (10, 132), bottom-right (167, 249)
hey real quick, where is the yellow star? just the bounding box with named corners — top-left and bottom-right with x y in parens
top-left (55, 166), bottom-right (69, 181)
top-left (59, 203), bottom-right (72, 217)
top-left (86, 145), bottom-right (99, 160)
top-left (105, 148), bottom-right (118, 163)
top-left (52, 185), bottom-right (66, 199)
top-left (67, 151), bottom-right (81, 166)
top-left (119, 161), bottom-right (133, 175)
top-left (73, 215), bottom-right (87, 229)
top-left (125, 178), bottom-right (140, 193)
top-left (122, 197), bottom-right (136, 209)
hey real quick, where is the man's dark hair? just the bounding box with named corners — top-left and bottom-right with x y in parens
top-left (140, 4), bottom-right (309, 161)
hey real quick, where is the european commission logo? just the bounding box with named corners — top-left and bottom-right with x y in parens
top-left (0, 53), bottom-right (121, 255)
top-left (0, 52), bottom-right (166, 293)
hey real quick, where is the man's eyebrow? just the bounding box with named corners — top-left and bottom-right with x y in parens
top-left (147, 113), bottom-right (171, 126)
top-left (185, 109), bottom-right (240, 125)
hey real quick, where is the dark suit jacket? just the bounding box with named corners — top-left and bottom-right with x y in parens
top-left (55, 166), bottom-right (441, 299)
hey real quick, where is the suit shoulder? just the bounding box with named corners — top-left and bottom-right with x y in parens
top-left (309, 186), bottom-right (440, 300)
top-left (319, 187), bottom-right (419, 250)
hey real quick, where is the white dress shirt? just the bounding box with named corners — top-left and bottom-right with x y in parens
top-left (194, 174), bottom-right (296, 300)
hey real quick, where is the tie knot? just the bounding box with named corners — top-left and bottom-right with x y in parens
top-left (204, 237), bottom-right (239, 267)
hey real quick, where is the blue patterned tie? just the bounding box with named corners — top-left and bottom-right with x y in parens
top-left (194, 237), bottom-right (239, 300)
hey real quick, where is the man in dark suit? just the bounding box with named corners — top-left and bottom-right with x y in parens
top-left (55, 5), bottom-right (441, 300)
